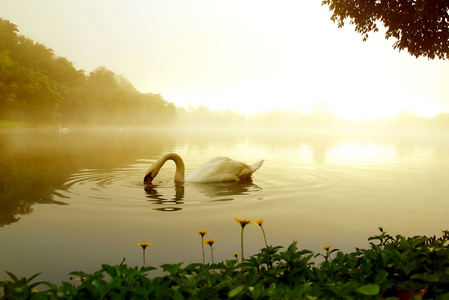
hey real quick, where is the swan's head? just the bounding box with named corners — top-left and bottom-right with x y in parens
top-left (144, 164), bottom-right (160, 184)
top-left (143, 173), bottom-right (153, 184)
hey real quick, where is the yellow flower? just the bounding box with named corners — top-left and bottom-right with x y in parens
top-left (204, 238), bottom-right (216, 246)
top-left (322, 244), bottom-right (332, 251)
top-left (138, 242), bottom-right (151, 249)
top-left (197, 230), bottom-right (207, 237)
top-left (235, 218), bottom-right (253, 228)
top-left (32, 289), bottom-right (38, 293)
top-left (232, 253), bottom-right (240, 258)
top-left (75, 276), bottom-right (86, 281)
top-left (255, 218), bottom-right (265, 226)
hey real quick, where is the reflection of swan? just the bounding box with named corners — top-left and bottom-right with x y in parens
top-left (59, 124), bottom-right (70, 133)
top-left (144, 153), bottom-right (263, 184)
top-left (144, 181), bottom-right (261, 212)
top-left (192, 181), bottom-right (261, 198)
top-left (144, 183), bottom-right (185, 202)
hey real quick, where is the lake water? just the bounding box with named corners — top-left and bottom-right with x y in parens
top-left (1, 127), bottom-right (449, 283)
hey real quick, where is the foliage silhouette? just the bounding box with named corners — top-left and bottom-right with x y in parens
top-left (322, 0), bottom-right (449, 59)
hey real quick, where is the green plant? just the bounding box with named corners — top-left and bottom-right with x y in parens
top-left (3, 228), bottom-right (449, 299)
top-left (0, 272), bottom-right (44, 299)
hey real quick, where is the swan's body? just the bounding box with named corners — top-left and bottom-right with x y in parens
top-left (144, 153), bottom-right (263, 184)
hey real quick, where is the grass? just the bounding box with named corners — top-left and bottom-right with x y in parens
top-left (1, 228), bottom-right (449, 299)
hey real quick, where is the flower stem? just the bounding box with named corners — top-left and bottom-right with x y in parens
top-left (210, 246), bottom-right (215, 264)
top-left (261, 225), bottom-right (268, 247)
top-left (142, 248), bottom-right (146, 268)
top-left (240, 227), bottom-right (244, 285)
top-left (201, 237), bottom-right (205, 264)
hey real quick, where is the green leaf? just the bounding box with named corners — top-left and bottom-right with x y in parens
top-left (101, 264), bottom-right (118, 277)
top-left (410, 237), bottom-right (428, 248)
top-left (198, 287), bottom-right (219, 299)
top-left (26, 273), bottom-right (42, 284)
top-left (141, 266), bottom-right (157, 272)
top-left (5, 271), bottom-right (19, 282)
top-left (411, 273), bottom-right (440, 283)
top-left (161, 263), bottom-right (183, 275)
top-left (374, 269), bottom-right (388, 284)
top-left (69, 271), bottom-right (90, 278)
top-left (228, 285), bottom-right (244, 298)
top-left (251, 284), bottom-right (262, 299)
top-left (358, 284), bottom-right (380, 296)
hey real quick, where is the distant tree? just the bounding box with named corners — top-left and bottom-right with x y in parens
top-left (0, 50), bottom-right (62, 122)
top-left (115, 74), bottom-right (138, 94)
top-left (0, 19), bottom-right (71, 123)
top-left (0, 18), bottom-right (178, 126)
top-left (135, 92), bottom-right (175, 126)
top-left (0, 19), bottom-right (19, 52)
top-left (84, 67), bottom-right (123, 124)
top-left (321, 0), bottom-right (449, 59)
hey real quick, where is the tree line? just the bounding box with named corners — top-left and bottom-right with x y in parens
top-left (0, 18), bottom-right (176, 126)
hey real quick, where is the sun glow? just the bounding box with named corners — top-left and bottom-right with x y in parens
top-left (327, 96), bottom-right (442, 121)
top-left (179, 90), bottom-right (442, 121)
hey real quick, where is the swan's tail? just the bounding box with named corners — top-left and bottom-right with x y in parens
top-left (250, 159), bottom-right (264, 172)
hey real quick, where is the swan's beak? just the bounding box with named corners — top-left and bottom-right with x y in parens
top-left (143, 174), bottom-right (153, 184)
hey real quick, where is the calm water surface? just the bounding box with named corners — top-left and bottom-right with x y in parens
top-left (1, 128), bottom-right (449, 283)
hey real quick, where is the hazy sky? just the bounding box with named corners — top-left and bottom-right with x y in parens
top-left (1, 0), bottom-right (448, 119)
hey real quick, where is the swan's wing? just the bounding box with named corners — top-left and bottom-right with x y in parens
top-left (186, 157), bottom-right (245, 182)
top-left (186, 160), bottom-right (237, 182)
top-left (186, 157), bottom-right (233, 181)
top-left (238, 160), bottom-right (264, 180)
top-left (250, 160), bottom-right (264, 172)
top-left (186, 157), bottom-right (263, 183)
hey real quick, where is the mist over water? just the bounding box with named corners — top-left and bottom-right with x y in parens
top-left (1, 127), bottom-right (449, 283)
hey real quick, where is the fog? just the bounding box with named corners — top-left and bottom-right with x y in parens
top-left (1, 18), bottom-right (448, 132)
top-left (172, 105), bottom-right (449, 134)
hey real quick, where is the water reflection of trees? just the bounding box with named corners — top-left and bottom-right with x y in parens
top-left (0, 131), bottom-right (70, 226)
top-left (0, 129), bottom-right (170, 226)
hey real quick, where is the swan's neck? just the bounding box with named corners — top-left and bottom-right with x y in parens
top-left (154, 153), bottom-right (185, 183)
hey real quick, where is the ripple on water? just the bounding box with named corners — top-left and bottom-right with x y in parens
top-left (55, 166), bottom-right (146, 208)
top-left (52, 159), bottom-right (344, 212)
top-left (258, 164), bottom-right (338, 201)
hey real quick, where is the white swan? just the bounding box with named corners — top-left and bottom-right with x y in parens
top-left (144, 153), bottom-right (264, 184)
top-left (59, 124), bottom-right (70, 133)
